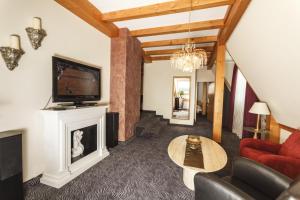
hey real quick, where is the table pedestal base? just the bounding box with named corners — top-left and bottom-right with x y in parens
top-left (183, 168), bottom-right (198, 190)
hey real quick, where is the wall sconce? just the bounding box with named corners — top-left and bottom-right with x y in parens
top-left (0, 35), bottom-right (25, 71)
top-left (25, 17), bottom-right (46, 49)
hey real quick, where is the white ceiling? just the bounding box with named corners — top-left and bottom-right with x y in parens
top-left (138, 29), bottom-right (220, 42)
top-left (89, 0), bottom-right (227, 51)
top-left (89, 0), bottom-right (173, 13)
top-left (115, 6), bottom-right (227, 30)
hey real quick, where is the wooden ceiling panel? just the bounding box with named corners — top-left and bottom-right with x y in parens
top-left (151, 56), bottom-right (171, 61)
top-left (149, 55), bottom-right (212, 62)
top-left (102, 0), bottom-right (234, 22)
top-left (131, 19), bottom-right (224, 37)
top-left (145, 47), bottom-right (214, 55)
top-left (55, 0), bottom-right (251, 68)
top-left (141, 36), bottom-right (217, 48)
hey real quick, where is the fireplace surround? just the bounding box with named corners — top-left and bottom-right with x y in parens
top-left (40, 106), bottom-right (109, 188)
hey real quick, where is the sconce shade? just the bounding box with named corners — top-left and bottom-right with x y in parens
top-left (0, 47), bottom-right (25, 71)
top-left (25, 27), bottom-right (46, 49)
top-left (249, 102), bottom-right (270, 115)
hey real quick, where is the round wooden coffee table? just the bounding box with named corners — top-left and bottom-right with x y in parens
top-left (168, 135), bottom-right (227, 190)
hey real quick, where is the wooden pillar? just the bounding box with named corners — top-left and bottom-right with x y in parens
top-left (212, 43), bottom-right (225, 143)
top-left (110, 28), bottom-right (143, 141)
top-left (202, 82), bottom-right (207, 115)
top-left (267, 115), bottom-right (280, 143)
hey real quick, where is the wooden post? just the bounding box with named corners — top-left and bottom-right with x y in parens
top-left (267, 115), bottom-right (280, 143)
top-left (202, 82), bottom-right (207, 115)
top-left (212, 43), bottom-right (225, 143)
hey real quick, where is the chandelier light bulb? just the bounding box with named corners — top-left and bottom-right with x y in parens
top-left (171, 42), bottom-right (207, 72)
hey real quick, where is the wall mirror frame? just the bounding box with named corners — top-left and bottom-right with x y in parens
top-left (172, 76), bottom-right (191, 120)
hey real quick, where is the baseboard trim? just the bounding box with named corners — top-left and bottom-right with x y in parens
top-left (40, 151), bottom-right (109, 188)
top-left (141, 109), bottom-right (155, 112)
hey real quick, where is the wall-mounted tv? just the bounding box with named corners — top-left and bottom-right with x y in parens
top-left (52, 56), bottom-right (101, 103)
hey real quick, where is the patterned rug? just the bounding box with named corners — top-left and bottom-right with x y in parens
top-left (24, 118), bottom-right (239, 200)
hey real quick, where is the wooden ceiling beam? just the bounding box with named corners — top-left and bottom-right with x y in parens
top-left (145, 47), bottom-right (214, 55)
top-left (102, 0), bottom-right (234, 22)
top-left (150, 55), bottom-right (212, 62)
top-left (208, 45), bottom-right (217, 68)
top-left (212, 43), bottom-right (226, 143)
top-left (151, 56), bottom-right (171, 61)
top-left (141, 36), bottom-right (217, 48)
top-left (130, 19), bottom-right (224, 37)
top-left (144, 56), bottom-right (153, 63)
top-left (55, 0), bottom-right (119, 37)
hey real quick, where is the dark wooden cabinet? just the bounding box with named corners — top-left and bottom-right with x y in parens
top-left (0, 131), bottom-right (23, 200)
top-left (207, 94), bottom-right (214, 122)
top-left (106, 112), bottom-right (119, 149)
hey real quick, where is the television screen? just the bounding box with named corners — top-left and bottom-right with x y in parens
top-left (52, 56), bottom-right (101, 103)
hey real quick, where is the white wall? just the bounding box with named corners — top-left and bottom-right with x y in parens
top-left (196, 68), bottom-right (215, 82)
top-left (197, 83), bottom-right (203, 102)
top-left (208, 83), bottom-right (215, 95)
top-left (280, 129), bottom-right (292, 144)
top-left (0, 0), bottom-right (111, 181)
top-left (225, 61), bottom-right (234, 87)
top-left (143, 60), bottom-right (196, 125)
top-left (232, 70), bottom-right (247, 138)
top-left (227, 0), bottom-right (300, 128)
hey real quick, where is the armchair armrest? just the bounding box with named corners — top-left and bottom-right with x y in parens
top-left (232, 157), bottom-right (292, 199)
top-left (194, 173), bottom-right (255, 200)
top-left (258, 154), bottom-right (300, 179)
top-left (240, 138), bottom-right (281, 154)
top-left (277, 176), bottom-right (300, 200)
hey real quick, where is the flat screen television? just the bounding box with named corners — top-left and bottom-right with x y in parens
top-left (52, 56), bottom-right (101, 103)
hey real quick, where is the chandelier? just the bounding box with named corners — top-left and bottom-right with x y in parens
top-left (170, 0), bottom-right (208, 72)
top-left (171, 42), bottom-right (207, 72)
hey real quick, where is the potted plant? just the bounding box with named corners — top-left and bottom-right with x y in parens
top-left (178, 90), bottom-right (184, 109)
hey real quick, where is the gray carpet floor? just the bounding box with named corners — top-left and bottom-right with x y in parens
top-left (24, 115), bottom-right (240, 200)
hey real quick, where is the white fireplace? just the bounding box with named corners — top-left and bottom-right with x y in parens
top-left (40, 106), bottom-right (109, 188)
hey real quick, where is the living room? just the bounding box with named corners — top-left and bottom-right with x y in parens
top-left (0, 0), bottom-right (300, 200)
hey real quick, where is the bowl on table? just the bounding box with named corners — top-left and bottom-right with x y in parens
top-left (186, 135), bottom-right (201, 150)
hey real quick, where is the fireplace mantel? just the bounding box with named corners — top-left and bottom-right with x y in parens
top-left (40, 106), bottom-right (109, 188)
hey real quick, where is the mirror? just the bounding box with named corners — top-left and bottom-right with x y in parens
top-left (172, 77), bottom-right (191, 120)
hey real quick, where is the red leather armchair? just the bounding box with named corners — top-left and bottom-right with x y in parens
top-left (240, 131), bottom-right (300, 179)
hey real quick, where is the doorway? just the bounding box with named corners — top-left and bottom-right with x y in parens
top-left (196, 82), bottom-right (215, 122)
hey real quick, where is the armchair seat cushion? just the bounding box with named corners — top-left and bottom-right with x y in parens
top-left (279, 131), bottom-right (300, 159)
top-left (240, 147), bottom-right (272, 161)
top-left (257, 155), bottom-right (300, 180)
top-left (222, 176), bottom-right (272, 200)
top-left (240, 132), bottom-right (300, 179)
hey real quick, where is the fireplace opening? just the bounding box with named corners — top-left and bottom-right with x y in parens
top-left (71, 124), bottom-right (97, 163)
